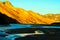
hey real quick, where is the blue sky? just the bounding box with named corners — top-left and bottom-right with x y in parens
top-left (0, 0), bottom-right (60, 14)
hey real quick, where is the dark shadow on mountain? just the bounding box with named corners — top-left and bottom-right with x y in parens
top-left (0, 12), bottom-right (20, 26)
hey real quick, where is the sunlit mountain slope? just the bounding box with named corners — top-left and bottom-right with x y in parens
top-left (0, 1), bottom-right (57, 24)
top-left (44, 14), bottom-right (60, 22)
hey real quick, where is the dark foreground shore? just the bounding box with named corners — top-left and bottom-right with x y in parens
top-left (15, 34), bottom-right (60, 40)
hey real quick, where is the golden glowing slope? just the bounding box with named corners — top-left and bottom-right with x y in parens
top-left (0, 1), bottom-right (56, 24)
top-left (44, 14), bottom-right (60, 22)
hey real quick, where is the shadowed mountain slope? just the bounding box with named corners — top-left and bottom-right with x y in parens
top-left (0, 12), bottom-right (19, 25)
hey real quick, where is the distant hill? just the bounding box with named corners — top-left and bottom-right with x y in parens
top-left (44, 14), bottom-right (60, 22)
top-left (50, 22), bottom-right (60, 26)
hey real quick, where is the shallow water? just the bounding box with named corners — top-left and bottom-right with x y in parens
top-left (0, 24), bottom-right (60, 40)
top-left (0, 24), bottom-right (60, 30)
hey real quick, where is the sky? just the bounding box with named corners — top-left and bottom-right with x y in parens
top-left (0, 0), bottom-right (60, 14)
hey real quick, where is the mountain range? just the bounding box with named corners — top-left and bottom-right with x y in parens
top-left (0, 1), bottom-right (60, 25)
